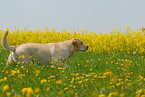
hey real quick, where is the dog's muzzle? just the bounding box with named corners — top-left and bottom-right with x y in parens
top-left (80, 46), bottom-right (89, 51)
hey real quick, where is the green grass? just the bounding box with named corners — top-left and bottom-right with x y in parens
top-left (0, 47), bottom-right (145, 97)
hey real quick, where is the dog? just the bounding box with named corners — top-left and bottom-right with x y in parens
top-left (1, 31), bottom-right (89, 68)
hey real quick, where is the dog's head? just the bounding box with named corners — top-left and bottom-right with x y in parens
top-left (72, 38), bottom-right (89, 51)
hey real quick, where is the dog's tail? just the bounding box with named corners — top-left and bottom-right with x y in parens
top-left (1, 31), bottom-right (15, 52)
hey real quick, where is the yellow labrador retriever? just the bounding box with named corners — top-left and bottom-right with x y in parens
top-left (1, 31), bottom-right (89, 68)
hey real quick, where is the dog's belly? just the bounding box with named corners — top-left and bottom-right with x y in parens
top-left (37, 58), bottom-right (51, 65)
top-left (31, 49), bottom-right (53, 65)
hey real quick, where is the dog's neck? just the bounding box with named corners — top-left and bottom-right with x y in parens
top-left (65, 42), bottom-right (78, 59)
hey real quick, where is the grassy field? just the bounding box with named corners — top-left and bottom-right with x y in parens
top-left (0, 27), bottom-right (145, 97)
top-left (0, 48), bottom-right (145, 97)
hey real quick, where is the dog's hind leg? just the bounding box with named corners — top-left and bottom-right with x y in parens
top-left (6, 56), bottom-right (12, 66)
top-left (6, 52), bottom-right (16, 66)
top-left (18, 54), bottom-right (31, 65)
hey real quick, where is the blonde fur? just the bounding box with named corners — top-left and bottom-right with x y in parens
top-left (1, 31), bottom-right (88, 68)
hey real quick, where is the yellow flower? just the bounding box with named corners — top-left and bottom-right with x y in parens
top-left (21, 66), bottom-right (24, 68)
top-left (120, 93), bottom-right (125, 97)
top-left (17, 62), bottom-right (20, 64)
top-left (64, 87), bottom-right (69, 90)
top-left (141, 95), bottom-right (145, 97)
top-left (22, 87), bottom-right (34, 97)
top-left (51, 65), bottom-right (54, 68)
top-left (116, 82), bottom-right (121, 86)
top-left (35, 70), bottom-right (40, 74)
top-left (21, 61), bottom-right (24, 64)
top-left (108, 92), bottom-right (118, 97)
top-left (3, 85), bottom-right (9, 92)
top-left (6, 92), bottom-right (11, 96)
top-left (70, 78), bottom-right (74, 83)
top-left (56, 80), bottom-right (63, 84)
top-left (4, 77), bottom-right (7, 80)
top-left (125, 25), bottom-right (129, 30)
top-left (22, 55), bottom-right (25, 59)
top-left (47, 87), bottom-right (50, 91)
top-left (90, 68), bottom-right (92, 71)
top-left (78, 80), bottom-right (82, 83)
top-left (57, 67), bottom-right (64, 69)
top-left (22, 88), bottom-right (27, 93)
top-left (99, 94), bottom-right (105, 97)
top-left (86, 60), bottom-right (89, 63)
top-left (34, 88), bottom-right (40, 93)
top-left (27, 88), bottom-right (33, 94)
top-left (41, 79), bottom-right (47, 84)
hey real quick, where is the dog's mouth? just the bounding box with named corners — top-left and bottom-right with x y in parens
top-left (80, 46), bottom-right (89, 51)
top-left (80, 49), bottom-right (88, 51)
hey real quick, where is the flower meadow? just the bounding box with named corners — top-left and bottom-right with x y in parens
top-left (0, 26), bottom-right (145, 97)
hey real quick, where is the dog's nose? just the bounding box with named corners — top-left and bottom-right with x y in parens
top-left (87, 46), bottom-right (89, 49)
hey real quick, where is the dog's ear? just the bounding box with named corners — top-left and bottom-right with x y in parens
top-left (72, 39), bottom-right (79, 48)
top-left (72, 39), bottom-right (76, 45)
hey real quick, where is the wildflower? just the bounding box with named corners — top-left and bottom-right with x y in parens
top-left (6, 92), bottom-right (11, 96)
top-left (108, 92), bottom-right (118, 97)
top-left (27, 88), bottom-right (33, 94)
top-left (120, 93), bottom-right (125, 97)
top-left (141, 95), bottom-right (145, 97)
top-left (22, 87), bottom-right (34, 97)
top-left (70, 78), bottom-right (74, 83)
top-left (64, 87), bottom-right (69, 90)
top-left (78, 80), bottom-right (83, 83)
top-left (47, 87), bottom-right (50, 91)
top-left (41, 79), bottom-right (47, 84)
top-left (90, 68), bottom-right (92, 71)
top-left (22, 55), bottom-right (25, 59)
top-left (21, 66), bottom-right (24, 68)
top-left (34, 88), bottom-right (40, 93)
top-left (4, 77), bottom-right (7, 80)
top-left (73, 86), bottom-right (76, 88)
top-left (133, 51), bottom-right (136, 54)
top-left (17, 62), bottom-right (20, 64)
top-left (22, 88), bottom-right (27, 93)
top-left (3, 85), bottom-right (9, 92)
top-left (125, 25), bottom-right (129, 30)
top-left (17, 70), bottom-right (20, 73)
top-left (35, 70), bottom-right (40, 74)
top-left (58, 90), bottom-right (63, 95)
top-left (21, 61), bottom-right (24, 64)
top-left (136, 89), bottom-right (142, 94)
top-left (57, 67), bottom-right (64, 69)
top-left (86, 60), bottom-right (89, 63)
top-left (62, 70), bottom-right (64, 73)
top-left (56, 80), bottom-right (63, 84)
top-left (99, 94), bottom-right (105, 97)
top-left (116, 82), bottom-right (121, 86)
